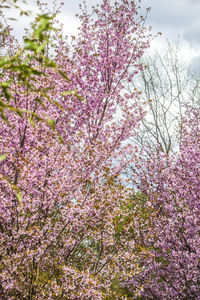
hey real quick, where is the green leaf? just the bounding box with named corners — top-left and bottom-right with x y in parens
top-left (15, 108), bottom-right (23, 117)
top-left (0, 101), bottom-right (6, 108)
top-left (0, 154), bottom-right (7, 162)
top-left (0, 58), bottom-right (7, 68)
top-left (0, 108), bottom-right (8, 123)
top-left (62, 90), bottom-right (85, 101)
top-left (1, 81), bottom-right (11, 101)
top-left (1, 82), bottom-right (10, 88)
top-left (36, 41), bottom-right (47, 54)
top-left (58, 135), bottom-right (64, 144)
top-left (28, 117), bottom-right (35, 128)
top-left (33, 14), bottom-right (54, 41)
top-left (47, 118), bottom-right (55, 130)
top-left (44, 59), bottom-right (56, 68)
top-left (58, 70), bottom-right (70, 82)
top-left (75, 92), bottom-right (85, 101)
top-left (62, 90), bottom-right (76, 96)
top-left (16, 192), bottom-right (22, 204)
top-left (24, 39), bottom-right (39, 51)
top-left (8, 17), bottom-right (17, 21)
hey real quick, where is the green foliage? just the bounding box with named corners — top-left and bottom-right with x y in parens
top-left (0, 14), bottom-right (56, 114)
top-left (24, 14), bottom-right (55, 54)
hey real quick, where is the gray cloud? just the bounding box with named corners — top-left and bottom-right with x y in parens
top-left (142, 0), bottom-right (200, 45)
top-left (183, 21), bottom-right (200, 46)
top-left (191, 56), bottom-right (200, 73)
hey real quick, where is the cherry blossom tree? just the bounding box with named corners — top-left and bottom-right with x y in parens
top-left (0, 0), bottom-right (151, 298)
top-left (124, 103), bottom-right (200, 299)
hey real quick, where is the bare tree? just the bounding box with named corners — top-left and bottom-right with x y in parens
top-left (126, 40), bottom-right (199, 156)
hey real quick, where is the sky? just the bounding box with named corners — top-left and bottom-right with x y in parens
top-left (3, 0), bottom-right (200, 72)
top-left (142, 0), bottom-right (200, 71)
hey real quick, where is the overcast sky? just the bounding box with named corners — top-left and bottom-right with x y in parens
top-left (4, 0), bottom-right (200, 72)
top-left (142, 0), bottom-right (200, 71)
